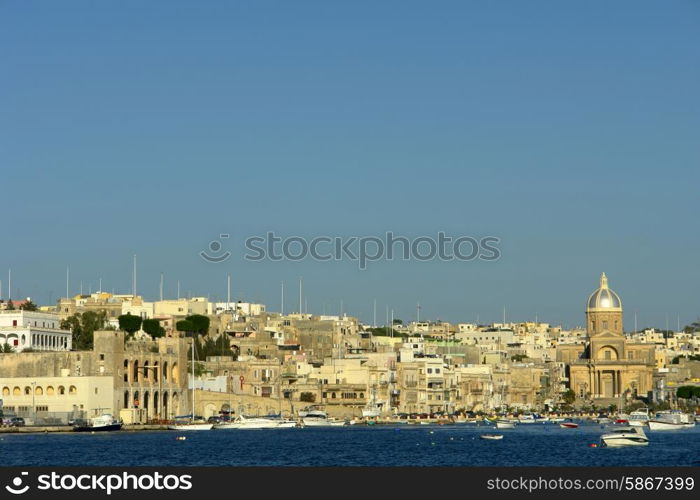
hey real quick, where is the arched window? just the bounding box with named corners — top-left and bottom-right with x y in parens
top-left (24, 386), bottom-right (31, 395)
top-left (46, 386), bottom-right (55, 396)
top-left (13, 387), bottom-right (20, 396)
top-left (1, 386), bottom-right (9, 396)
top-left (133, 360), bottom-right (139, 382)
top-left (162, 361), bottom-right (168, 381)
top-left (58, 386), bottom-right (65, 395)
top-left (35, 386), bottom-right (43, 396)
top-left (124, 360), bottom-right (129, 382)
top-left (69, 385), bottom-right (77, 395)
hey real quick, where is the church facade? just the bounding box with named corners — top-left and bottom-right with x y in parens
top-left (558, 273), bottom-right (655, 401)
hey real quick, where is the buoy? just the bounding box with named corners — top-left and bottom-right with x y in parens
top-left (589, 443), bottom-right (598, 448)
top-left (176, 436), bottom-right (187, 441)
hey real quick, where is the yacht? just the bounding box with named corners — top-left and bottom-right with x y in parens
top-left (627, 407), bottom-right (650, 427)
top-left (73, 414), bottom-right (122, 432)
top-left (215, 415), bottom-right (289, 429)
top-left (648, 411), bottom-right (695, 431)
top-left (300, 410), bottom-right (346, 427)
top-left (600, 426), bottom-right (649, 447)
top-left (518, 413), bottom-right (536, 424)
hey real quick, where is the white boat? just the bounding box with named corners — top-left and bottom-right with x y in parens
top-left (362, 387), bottom-right (382, 418)
top-left (215, 415), bottom-right (286, 429)
top-left (73, 413), bottom-right (122, 432)
top-left (627, 407), bottom-right (650, 427)
top-left (496, 420), bottom-right (516, 429)
top-left (362, 403), bottom-right (381, 418)
top-left (480, 434), bottom-right (503, 440)
top-left (648, 411), bottom-right (695, 431)
top-left (302, 416), bottom-right (346, 427)
top-left (168, 337), bottom-right (212, 431)
top-left (168, 422), bottom-right (214, 431)
top-left (518, 414), bottom-right (536, 424)
top-left (600, 426), bottom-right (649, 447)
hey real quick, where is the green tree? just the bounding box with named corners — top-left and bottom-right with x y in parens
top-left (19, 299), bottom-right (38, 311)
top-left (176, 320), bottom-right (194, 334)
top-left (562, 389), bottom-right (576, 405)
top-left (60, 310), bottom-right (108, 350)
top-left (142, 318), bottom-right (165, 338)
top-left (5, 299), bottom-right (15, 310)
top-left (186, 314), bottom-right (210, 335)
top-left (1, 343), bottom-right (15, 353)
top-left (118, 313), bottom-right (142, 338)
top-left (511, 354), bottom-right (527, 362)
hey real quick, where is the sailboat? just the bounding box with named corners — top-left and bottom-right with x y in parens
top-left (362, 386), bottom-right (382, 418)
top-left (168, 336), bottom-right (213, 431)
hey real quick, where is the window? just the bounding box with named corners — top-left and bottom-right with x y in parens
top-left (100, 354), bottom-right (105, 361)
top-left (603, 321), bottom-right (608, 329)
top-left (36, 405), bottom-right (48, 412)
top-left (427, 368), bottom-right (433, 374)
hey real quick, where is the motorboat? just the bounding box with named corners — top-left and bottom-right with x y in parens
top-left (480, 434), bottom-right (503, 440)
top-left (215, 415), bottom-right (288, 429)
top-left (648, 411), bottom-right (695, 431)
top-left (518, 414), bottom-right (536, 424)
top-left (496, 420), bottom-right (516, 429)
top-left (600, 426), bottom-right (649, 447)
top-left (559, 419), bottom-right (579, 429)
top-left (298, 406), bottom-right (325, 418)
top-left (73, 414), bottom-right (122, 432)
top-left (627, 407), bottom-right (650, 427)
top-left (302, 415), bottom-right (346, 427)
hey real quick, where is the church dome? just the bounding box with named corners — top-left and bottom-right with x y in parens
top-left (587, 272), bottom-right (622, 310)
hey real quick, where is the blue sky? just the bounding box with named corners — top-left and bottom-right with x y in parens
top-left (1, 1), bottom-right (699, 329)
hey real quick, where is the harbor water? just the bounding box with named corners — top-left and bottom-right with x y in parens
top-left (2, 422), bottom-right (699, 467)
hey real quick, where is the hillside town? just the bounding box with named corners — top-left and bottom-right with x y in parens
top-left (1, 273), bottom-right (699, 426)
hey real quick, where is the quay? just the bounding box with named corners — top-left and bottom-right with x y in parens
top-left (0, 424), bottom-right (169, 434)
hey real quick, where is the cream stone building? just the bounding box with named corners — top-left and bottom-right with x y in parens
top-left (558, 273), bottom-right (655, 400)
top-left (0, 376), bottom-right (114, 422)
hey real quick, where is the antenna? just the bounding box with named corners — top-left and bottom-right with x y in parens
top-left (132, 254), bottom-right (137, 296)
top-left (227, 274), bottom-right (231, 309)
top-left (299, 277), bottom-right (303, 314)
top-left (160, 273), bottom-right (164, 301)
top-left (373, 299), bottom-right (377, 328)
top-left (340, 299), bottom-right (344, 316)
top-left (417, 302), bottom-right (421, 323)
top-left (99, 277), bottom-right (102, 293)
top-left (634, 310), bottom-right (638, 333)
